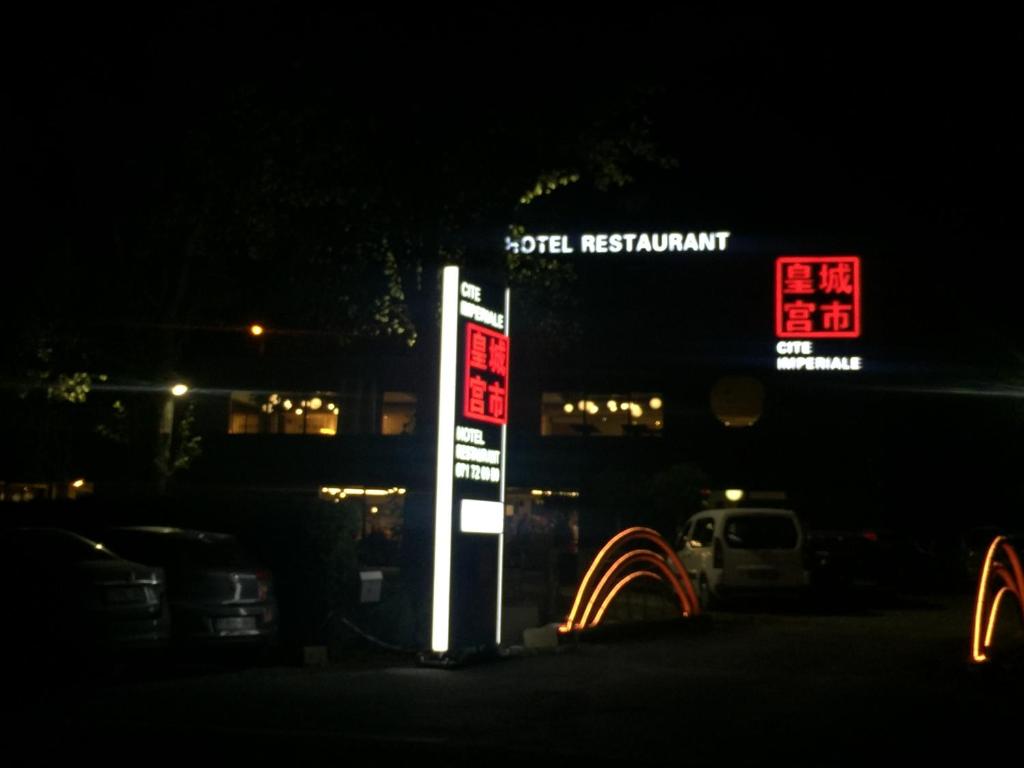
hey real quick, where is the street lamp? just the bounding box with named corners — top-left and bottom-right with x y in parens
top-left (159, 383), bottom-right (190, 492)
top-left (249, 323), bottom-right (267, 357)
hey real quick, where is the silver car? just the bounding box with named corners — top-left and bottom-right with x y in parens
top-left (676, 508), bottom-right (809, 608)
top-left (102, 526), bottom-right (278, 651)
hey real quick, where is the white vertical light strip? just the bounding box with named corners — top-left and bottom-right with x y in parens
top-left (496, 285), bottom-right (510, 646)
top-left (431, 265), bottom-right (460, 653)
top-left (496, 533), bottom-right (504, 646)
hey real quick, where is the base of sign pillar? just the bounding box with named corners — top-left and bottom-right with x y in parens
top-left (416, 644), bottom-right (502, 669)
top-left (416, 651), bottom-right (461, 669)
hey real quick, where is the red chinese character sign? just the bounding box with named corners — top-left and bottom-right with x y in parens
top-left (464, 323), bottom-right (509, 425)
top-left (776, 256), bottom-right (861, 338)
top-left (431, 267), bottom-right (510, 661)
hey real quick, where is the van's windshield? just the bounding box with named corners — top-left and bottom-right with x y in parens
top-left (725, 515), bottom-right (799, 549)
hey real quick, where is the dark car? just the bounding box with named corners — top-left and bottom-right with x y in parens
top-left (807, 526), bottom-right (969, 598)
top-left (101, 526), bottom-right (278, 652)
top-left (805, 529), bottom-right (888, 594)
top-left (3, 527), bottom-right (170, 660)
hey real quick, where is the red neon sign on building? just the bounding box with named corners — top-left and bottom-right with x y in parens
top-left (463, 322), bottom-right (509, 425)
top-left (776, 256), bottom-right (861, 338)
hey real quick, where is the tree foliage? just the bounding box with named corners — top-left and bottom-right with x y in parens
top-left (18, 11), bottom-right (679, 366)
top-left (9, 9), bottom-right (679, 485)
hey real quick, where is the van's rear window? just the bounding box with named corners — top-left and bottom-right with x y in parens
top-left (724, 516), bottom-right (798, 549)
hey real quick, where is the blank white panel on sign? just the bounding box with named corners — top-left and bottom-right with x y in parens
top-left (460, 499), bottom-right (504, 534)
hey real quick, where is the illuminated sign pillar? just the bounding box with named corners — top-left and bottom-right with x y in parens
top-left (431, 266), bottom-right (510, 657)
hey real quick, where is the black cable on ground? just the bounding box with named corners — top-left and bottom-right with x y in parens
top-left (324, 611), bottom-right (415, 654)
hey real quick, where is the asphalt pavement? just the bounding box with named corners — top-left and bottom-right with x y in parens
top-left (11, 593), bottom-right (1022, 766)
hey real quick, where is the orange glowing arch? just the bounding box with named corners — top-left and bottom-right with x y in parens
top-left (592, 571), bottom-right (663, 626)
top-left (559, 526), bottom-right (700, 634)
top-left (971, 536), bottom-right (1024, 663)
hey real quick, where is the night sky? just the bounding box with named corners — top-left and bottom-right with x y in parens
top-left (7, 9), bottom-right (1023, 518)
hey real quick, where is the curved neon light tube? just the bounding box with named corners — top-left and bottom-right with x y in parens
top-left (971, 536), bottom-right (1024, 663)
top-left (983, 561), bottom-right (1023, 651)
top-left (560, 527), bottom-right (700, 633)
top-left (983, 587), bottom-right (1012, 650)
top-left (993, 563), bottom-right (1020, 595)
top-left (1001, 542), bottom-right (1024, 623)
top-left (560, 527), bottom-right (697, 631)
top-left (579, 550), bottom-right (690, 630)
top-left (562, 528), bottom-right (651, 632)
top-left (972, 536), bottom-right (1005, 663)
top-left (658, 536), bottom-right (699, 613)
top-left (594, 557), bottom-right (689, 627)
top-left (591, 571), bottom-right (663, 627)
top-left (579, 549), bottom-right (663, 629)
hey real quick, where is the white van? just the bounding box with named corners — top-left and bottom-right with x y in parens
top-left (676, 508), bottom-right (809, 607)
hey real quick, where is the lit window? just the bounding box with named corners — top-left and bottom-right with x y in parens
top-left (540, 393), bottom-right (664, 436)
top-left (228, 392), bottom-right (340, 436)
top-left (381, 392), bottom-right (417, 435)
top-left (317, 485), bottom-right (407, 567)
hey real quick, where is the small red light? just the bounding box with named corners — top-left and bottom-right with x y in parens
top-left (862, 531), bottom-right (879, 542)
top-left (256, 570), bottom-right (271, 602)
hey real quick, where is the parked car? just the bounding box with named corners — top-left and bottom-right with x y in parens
top-left (676, 508), bottom-right (809, 607)
top-left (2, 527), bottom-right (170, 659)
top-left (805, 529), bottom-right (888, 593)
top-left (100, 526), bottom-right (278, 652)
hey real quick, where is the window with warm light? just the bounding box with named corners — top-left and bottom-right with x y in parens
top-left (318, 485), bottom-right (407, 566)
top-left (228, 392), bottom-right (340, 436)
top-left (540, 392), bottom-right (664, 436)
top-left (381, 392), bottom-right (417, 435)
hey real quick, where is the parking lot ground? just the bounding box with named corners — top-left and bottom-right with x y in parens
top-left (11, 592), bottom-right (1022, 765)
